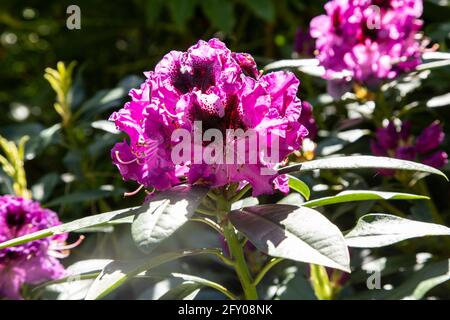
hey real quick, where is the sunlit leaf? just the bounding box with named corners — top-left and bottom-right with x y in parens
top-left (279, 156), bottom-right (448, 180)
top-left (302, 190), bottom-right (428, 208)
top-left (131, 185), bottom-right (208, 253)
top-left (229, 205), bottom-right (350, 272)
top-left (287, 175), bottom-right (310, 200)
top-left (345, 214), bottom-right (450, 248)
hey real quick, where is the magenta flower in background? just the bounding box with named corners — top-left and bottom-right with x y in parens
top-left (0, 195), bottom-right (67, 299)
top-left (310, 0), bottom-right (424, 88)
top-left (110, 39), bottom-right (313, 196)
top-left (371, 120), bottom-right (448, 176)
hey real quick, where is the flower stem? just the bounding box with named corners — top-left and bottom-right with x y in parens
top-left (222, 222), bottom-right (259, 300)
top-left (216, 193), bottom-right (258, 300)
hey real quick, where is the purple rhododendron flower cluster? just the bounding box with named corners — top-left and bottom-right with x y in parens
top-left (110, 38), bottom-right (312, 196)
top-left (0, 195), bottom-right (67, 299)
top-left (310, 0), bottom-right (424, 86)
top-left (371, 120), bottom-right (448, 176)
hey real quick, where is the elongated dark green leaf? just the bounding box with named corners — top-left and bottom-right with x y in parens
top-left (159, 282), bottom-right (202, 300)
top-left (278, 156), bottom-right (448, 180)
top-left (84, 248), bottom-right (220, 300)
top-left (131, 185), bottom-right (208, 254)
top-left (302, 190), bottom-right (428, 208)
top-left (0, 205), bottom-right (143, 249)
top-left (229, 205), bottom-right (350, 272)
top-left (287, 175), bottom-right (310, 200)
top-left (345, 214), bottom-right (450, 248)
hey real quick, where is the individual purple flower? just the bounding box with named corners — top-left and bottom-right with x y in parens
top-left (310, 0), bottom-right (424, 88)
top-left (110, 39), bottom-right (312, 196)
top-left (371, 120), bottom-right (448, 176)
top-left (0, 195), bottom-right (68, 299)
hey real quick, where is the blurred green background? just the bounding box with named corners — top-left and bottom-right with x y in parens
top-left (1, 0), bottom-right (450, 300)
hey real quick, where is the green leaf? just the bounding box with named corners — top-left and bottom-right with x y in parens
top-left (0, 206), bottom-right (141, 250)
top-left (243, 0), bottom-right (275, 22)
top-left (91, 120), bottom-right (120, 134)
top-left (345, 214), bottom-right (450, 248)
top-left (201, 0), bottom-right (235, 33)
top-left (84, 248), bottom-right (220, 300)
top-left (277, 193), bottom-right (305, 205)
top-left (159, 281), bottom-right (202, 300)
top-left (426, 92), bottom-right (450, 108)
top-left (77, 75), bottom-right (142, 119)
top-left (231, 197), bottom-right (259, 210)
top-left (229, 205), bottom-right (350, 272)
top-left (263, 59), bottom-right (319, 72)
top-left (302, 190), bottom-right (428, 208)
top-left (78, 88), bottom-right (127, 117)
top-left (416, 59), bottom-right (450, 71)
top-left (262, 58), bottom-right (326, 78)
top-left (279, 156), bottom-right (448, 180)
top-left (26, 124), bottom-right (61, 160)
top-left (287, 175), bottom-right (310, 200)
top-left (423, 51), bottom-right (450, 60)
top-left (131, 185), bottom-right (207, 254)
